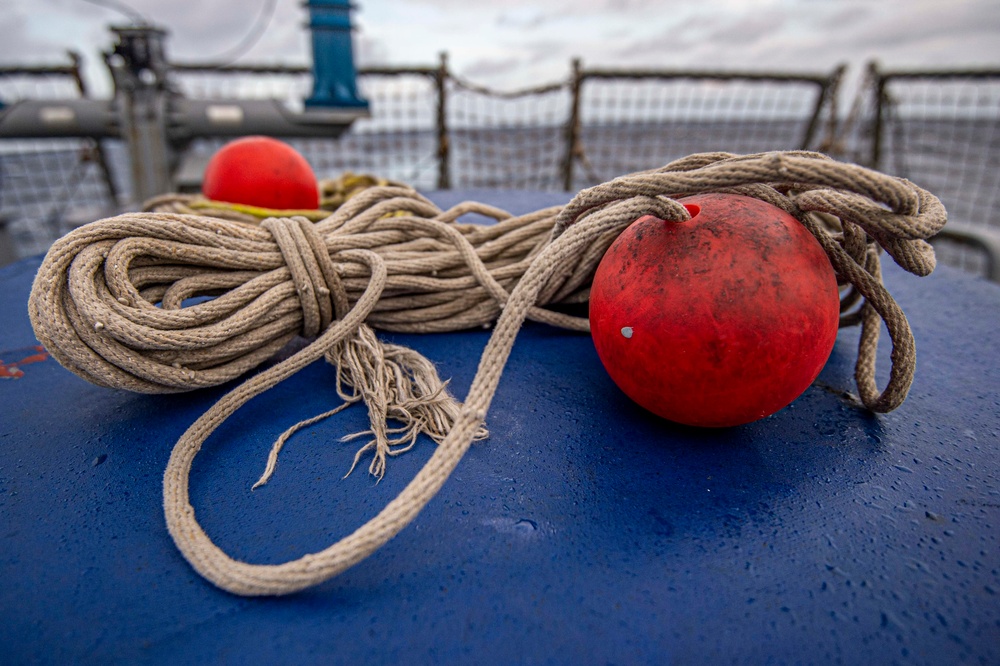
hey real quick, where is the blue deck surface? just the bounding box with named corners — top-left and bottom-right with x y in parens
top-left (1, 191), bottom-right (998, 664)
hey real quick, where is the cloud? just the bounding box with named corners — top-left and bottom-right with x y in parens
top-left (139, 0), bottom-right (308, 62)
top-left (701, 11), bottom-right (790, 48)
top-left (846, 0), bottom-right (1000, 53)
top-left (354, 33), bottom-right (391, 68)
top-left (2, 0), bottom-right (997, 101)
top-left (496, 8), bottom-right (555, 30)
top-left (461, 56), bottom-right (525, 80)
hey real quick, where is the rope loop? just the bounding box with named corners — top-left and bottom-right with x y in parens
top-left (260, 215), bottom-right (345, 337)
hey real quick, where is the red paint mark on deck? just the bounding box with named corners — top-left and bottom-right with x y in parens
top-left (0, 345), bottom-right (51, 379)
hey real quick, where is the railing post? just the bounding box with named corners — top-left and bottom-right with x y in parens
top-left (435, 52), bottom-right (450, 190)
top-left (801, 64), bottom-right (844, 151)
top-left (68, 50), bottom-right (120, 203)
top-left (67, 51), bottom-right (88, 97)
top-left (562, 57), bottom-right (583, 191)
top-left (870, 62), bottom-right (887, 170)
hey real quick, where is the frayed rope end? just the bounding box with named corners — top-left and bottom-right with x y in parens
top-left (253, 323), bottom-right (489, 488)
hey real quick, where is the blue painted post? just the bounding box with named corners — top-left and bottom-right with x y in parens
top-left (304, 0), bottom-right (368, 109)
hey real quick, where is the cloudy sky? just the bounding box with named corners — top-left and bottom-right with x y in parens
top-left (2, 0), bottom-right (999, 96)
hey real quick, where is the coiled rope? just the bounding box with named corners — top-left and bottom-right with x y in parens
top-left (28, 151), bottom-right (946, 596)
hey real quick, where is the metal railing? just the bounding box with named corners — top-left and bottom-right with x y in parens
top-left (845, 63), bottom-right (1000, 278)
top-left (168, 56), bottom-right (843, 193)
top-left (0, 53), bottom-right (119, 257)
top-left (565, 62), bottom-right (844, 190)
top-left (170, 59), bottom-right (446, 191)
top-left (3, 52), bottom-right (999, 281)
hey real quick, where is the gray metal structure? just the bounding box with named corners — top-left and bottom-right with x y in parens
top-left (0, 21), bottom-right (367, 205)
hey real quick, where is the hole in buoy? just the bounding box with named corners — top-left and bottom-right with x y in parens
top-left (683, 203), bottom-right (700, 219)
top-left (621, 326), bottom-right (634, 339)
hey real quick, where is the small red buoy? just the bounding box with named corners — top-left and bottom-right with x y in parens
top-left (589, 193), bottom-right (841, 427)
top-left (202, 136), bottom-right (319, 210)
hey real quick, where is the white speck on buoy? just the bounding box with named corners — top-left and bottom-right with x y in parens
top-left (621, 326), bottom-right (633, 339)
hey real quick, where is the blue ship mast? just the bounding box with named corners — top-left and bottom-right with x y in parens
top-left (305, 0), bottom-right (369, 109)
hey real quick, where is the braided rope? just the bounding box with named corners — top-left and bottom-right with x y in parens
top-left (27, 151), bottom-right (946, 595)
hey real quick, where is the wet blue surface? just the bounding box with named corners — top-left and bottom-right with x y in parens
top-left (1, 191), bottom-right (999, 664)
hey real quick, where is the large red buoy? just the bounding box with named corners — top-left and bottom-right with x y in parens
top-left (589, 193), bottom-right (841, 427)
top-left (202, 136), bottom-right (320, 210)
